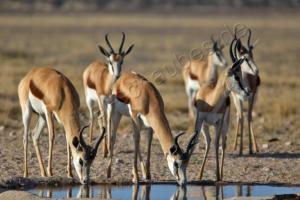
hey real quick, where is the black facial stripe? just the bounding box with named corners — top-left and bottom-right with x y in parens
top-left (245, 58), bottom-right (254, 71)
top-left (79, 158), bottom-right (83, 166)
top-left (234, 74), bottom-right (246, 91)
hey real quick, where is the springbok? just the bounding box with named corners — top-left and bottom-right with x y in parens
top-left (193, 39), bottom-right (251, 180)
top-left (106, 72), bottom-right (198, 185)
top-left (231, 29), bottom-right (260, 155)
top-left (182, 36), bottom-right (227, 119)
top-left (18, 67), bottom-right (105, 184)
top-left (83, 32), bottom-right (133, 157)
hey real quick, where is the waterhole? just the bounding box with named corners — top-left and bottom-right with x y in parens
top-left (27, 184), bottom-right (300, 199)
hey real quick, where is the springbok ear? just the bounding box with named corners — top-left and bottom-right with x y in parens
top-left (170, 145), bottom-right (178, 156)
top-left (124, 44), bottom-right (134, 56)
top-left (98, 45), bottom-right (110, 57)
top-left (72, 136), bottom-right (83, 151)
top-left (72, 136), bottom-right (79, 148)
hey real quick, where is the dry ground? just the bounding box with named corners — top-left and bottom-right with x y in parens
top-left (0, 12), bottom-right (299, 189)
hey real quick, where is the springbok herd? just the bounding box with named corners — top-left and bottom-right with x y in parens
top-left (18, 28), bottom-right (260, 186)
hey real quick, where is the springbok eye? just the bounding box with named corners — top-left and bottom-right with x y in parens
top-left (79, 158), bottom-right (83, 166)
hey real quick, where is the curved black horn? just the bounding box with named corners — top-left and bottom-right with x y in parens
top-left (119, 32), bottom-right (126, 54)
top-left (79, 124), bottom-right (89, 148)
top-left (247, 29), bottom-right (252, 49)
top-left (92, 127), bottom-right (106, 154)
top-left (185, 132), bottom-right (198, 156)
top-left (105, 33), bottom-right (115, 54)
top-left (174, 132), bottom-right (185, 147)
top-left (229, 38), bottom-right (237, 62)
top-left (234, 39), bottom-right (240, 60)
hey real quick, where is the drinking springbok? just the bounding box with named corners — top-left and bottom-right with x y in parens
top-left (106, 72), bottom-right (198, 185)
top-left (18, 67), bottom-right (105, 184)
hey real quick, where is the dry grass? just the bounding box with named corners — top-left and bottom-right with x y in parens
top-left (0, 12), bottom-right (299, 145)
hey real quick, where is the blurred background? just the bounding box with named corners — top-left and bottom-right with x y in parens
top-left (1, 0), bottom-right (300, 12)
top-left (0, 0), bottom-right (299, 149)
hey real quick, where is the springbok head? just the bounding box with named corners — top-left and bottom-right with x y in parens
top-left (227, 39), bottom-right (252, 101)
top-left (166, 132), bottom-right (198, 186)
top-left (72, 126), bottom-right (106, 184)
top-left (210, 35), bottom-right (227, 67)
top-left (98, 32), bottom-right (134, 81)
top-left (234, 29), bottom-right (259, 76)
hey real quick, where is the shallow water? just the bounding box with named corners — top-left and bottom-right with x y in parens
top-left (28, 184), bottom-right (300, 199)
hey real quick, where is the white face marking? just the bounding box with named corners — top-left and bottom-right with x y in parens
top-left (73, 154), bottom-right (90, 185)
top-left (167, 155), bottom-right (176, 177)
top-left (212, 51), bottom-right (227, 67)
top-left (241, 57), bottom-right (259, 75)
top-left (73, 155), bottom-right (83, 181)
top-left (108, 55), bottom-right (123, 81)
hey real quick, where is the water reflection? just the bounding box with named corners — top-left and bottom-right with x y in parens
top-left (30, 184), bottom-right (300, 200)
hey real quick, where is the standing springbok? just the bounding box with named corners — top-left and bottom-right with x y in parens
top-left (182, 36), bottom-right (227, 119)
top-left (106, 72), bottom-right (198, 185)
top-left (18, 67), bottom-right (105, 184)
top-left (193, 39), bottom-right (250, 180)
top-left (231, 29), bottom-right (260, 155)
top-left (83, 32), bottom-right (133, 157)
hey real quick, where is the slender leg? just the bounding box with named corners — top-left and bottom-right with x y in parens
top-left (214, 123), bottom-right (222, 181)
top-left (137, 123), bottom-right (152, 180)
top-left (232, 117), bottom-right (240, 151)
top-left (239, 115), bottom-right (244, 156)
top-left (220, 134), bottom-right (226, 180)
top-left (97, 96), bottom-right (108, 158)
top-left (220, 108), bottom-right (229, 180)
top-left (132, 120), bottom-right (140, 183)
top-left (32, 116), bottom-right (47, 177)
top-left (145, 128), bottom-right (153, 180)
top-left (199, 125), bottom-right (211, 180)
top-left (86, 98), bottom-right (94, 145)
top-left (232, 95), bottom-right (243, 153)
top-left (67, 143), bottom-right (73, 178)
top-left (22, 104), bottom-right (32, 178)
top-left (106, 110), bottom-right (121, 179)
top-left (248, 95), bottom-right (259, 154)
top-left (46, 110), bottom-right (55, 176)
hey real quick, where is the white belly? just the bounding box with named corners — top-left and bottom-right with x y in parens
top-left (187, 77), bottom-right (200, 91)
top-left (86, 87), bottom-right (98, 101)
top-left (29, 91), bottom-right (46, 115)
top-left (28, 91), bottom-right (61, 123)
top-left (199, 111), bottom-right (223, 125)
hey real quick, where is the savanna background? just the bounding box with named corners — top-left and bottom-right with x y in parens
top-left (0, 0), bottom-right (299, 186)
